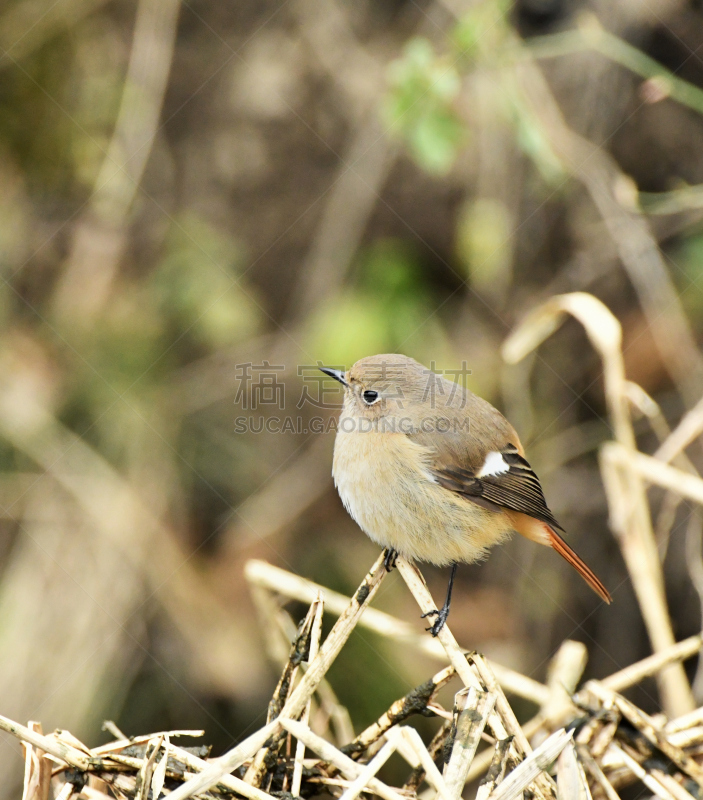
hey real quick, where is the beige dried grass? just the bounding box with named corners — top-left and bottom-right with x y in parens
top-left (4, 552), bottom-right (702, 800)
top-left (503, 291), bottom-right (695, 717)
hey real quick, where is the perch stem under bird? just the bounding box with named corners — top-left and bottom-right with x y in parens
top-left (320, 355), bottom-right (611, 636)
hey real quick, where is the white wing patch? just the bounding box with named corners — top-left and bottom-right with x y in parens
top-left (477, 451), bottom-right (510, 478)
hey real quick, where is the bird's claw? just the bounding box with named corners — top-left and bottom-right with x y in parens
top-left (421, 607), bottom-right (448, 637)
top-left (383, 548), bottom-right (399, 572)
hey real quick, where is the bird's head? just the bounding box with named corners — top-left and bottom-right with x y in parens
top-left (320, 354), bottom-right (445, 430)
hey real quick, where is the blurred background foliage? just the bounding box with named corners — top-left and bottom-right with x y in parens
top-left (2, 0), bottom-right (703, 794)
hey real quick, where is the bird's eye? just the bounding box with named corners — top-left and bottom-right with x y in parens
top-left (362, 390), bottom-right (380, 405)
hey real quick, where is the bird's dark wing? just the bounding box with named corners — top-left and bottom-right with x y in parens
top-left (432, 443), bottom-right (564, 531)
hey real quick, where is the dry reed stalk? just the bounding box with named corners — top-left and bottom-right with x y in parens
top-left (468, 652), bottom-right (536, 759)
top-left (490, 728), bottom-right (573, 800)
top-left (465, 644), bottom-right (585, 787)
top-left (607, 444), bottom-right (703, 506)
top-left (611, 744), bottom-right (680, 800)
top-left (667, 707), bottom-right (703, 734)
top-left (53, 783), bottom-right (75, 800)
top-left (503, 290), bottom-right (694, 716)
top-left (101, 721), bottom-right (127, 741)
top-left (0, 715), bottom-right (93, 771)
top-left (443, 687), bottom-right (496, 800)
top-left (669, 727), bottom-right (703, 748)
top-left (135, 737), bottom-right (162, 800)
top-left (339, 738), bottom-right (399, 800)
top-left (4, 555), bottom-right (703, 800)
top-left (80, 787), bottom-right (112, 800)
top-left (22, 722), bottom-right (51, 800)
top-left (396, 559), bottom-right (555, 800)
top-left (655, 394), bottom-right (703, 464)
top-left (165, 743), bottom-right (278, 800)
top-left (244, 559), bottom-right (550, 705)
top-left (403, 719), bottom-right (453, 794)
top-left (291, 594), bottom-right (324, 796)
top-left (278, 718), bottom-right (406, 800)
top-left (586, 682), bottom-right (703, 789)
top-left (163, 720), bottom-right (282, 800)
top-left (394, 727), bottom-right (450, 800)
top-left (601, 633), bottom-right (703, 692)
top-left (541, 640), bottom-right (588, 730)
top-left (394, 561), bottom-right (505, 729)
top-left (556, 740), bottom-right (592, 800)
top-left (650, 770), bottom-right (698, 800)
top-left (245, 597), bottom-right (320, 787)
top-left (250, 582), bottom-right (354, 745)
top-left (475, 737), bottom-right (513, 800)
top-left (91, 729), bottom-right (204, 756)
top-left (575, 745), bottom-right (621, 800)
top-left (150, 737), bottom-right (169, 800)
top-left (167, 554), bottom-right (387, 800)
top-left (345, 665), bottom-right (455, 756)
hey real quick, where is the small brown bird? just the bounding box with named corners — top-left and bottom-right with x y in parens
top-left (321, 354), bottom-right (610, 636)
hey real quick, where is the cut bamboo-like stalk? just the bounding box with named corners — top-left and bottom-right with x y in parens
top-left (53, 784), bottom-right (75, 800)
top-left (291, 594), bottom-right (324, 797)
top-left (576, 744), bottom-right (621, 800)
top-left (22, 721), bottom-right (51, 800)
top-left (166, 743), bottom-right (279, 800)
top-left (150, 736), bottom-right (169, 800)
top-left (397, 560), bottom-right (556, 800)
top-left (167, 554), bottom-right (387, 800)
top-left (0, 715), bottom-right (93, 771)
top-left (444, 688), bottom-right (496, 800)
top-left (542, 640), bottom-right (588, 728)
top-left (612, 744), bottom-right (679, 800)
top-left (667, 707), bottom-right (703, 734)
top-left (396, 726), bottom-right (450, 800)
top-left (587, 682), bottom-right (703, 789)
top-left (136, 737), bottom-right (162, 800)
top-left (475, 737), bottom-right (513, 800)
top-left (345, 665), bottom-right (455, 756)
top-left (279, 718), bottom-right (406, 800)
top-left (338, 737), bottom-right (398, 800)
top-left (490, 728), bottom-right (573, 800)
top-left (394, 560), bottom-right (510, 747)
top-left (556, 740), bottom-right (592, 800)
top-left (245, 559), bottom-right (550, 705)
top-left (469, 653), bottom-right (535, 759)
top-left (246, 596), bottom-right (321, 787)
top-left (162, 720), bottom-right (280, 800)
top-left (91, 729), bottom-right (204, 755)
top-left (600, 633), bottom-right (703, 692)
top-left (650, 769), bottom-right (698, 800)
top-left (251, 581), bottom-right (353, 745)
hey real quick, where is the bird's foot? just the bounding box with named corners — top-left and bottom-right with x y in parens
top-left (421, 607), bottom-right (449, 637)
top-left (383, 548), bottom-right (399, 572)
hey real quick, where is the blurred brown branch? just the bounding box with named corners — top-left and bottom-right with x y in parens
top-left (53, 0), bottom-right (181, 323)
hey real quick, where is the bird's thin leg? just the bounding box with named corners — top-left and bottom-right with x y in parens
top-left (421, 563), bottom-right (458, 637)
top-left (383, 548), bottom-right (399, 572)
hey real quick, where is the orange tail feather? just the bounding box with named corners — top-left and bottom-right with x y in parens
top-left (548, 529), bottom-right (611, 604)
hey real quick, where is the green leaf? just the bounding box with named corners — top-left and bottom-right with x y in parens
top-left (384, 38), bottom-right (465, 175)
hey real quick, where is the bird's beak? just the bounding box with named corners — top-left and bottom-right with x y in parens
top-left (319, 367), bottom-right (348, 387)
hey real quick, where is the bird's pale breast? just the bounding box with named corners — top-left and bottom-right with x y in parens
top-left (332, 429), bottom-right (513, 565)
